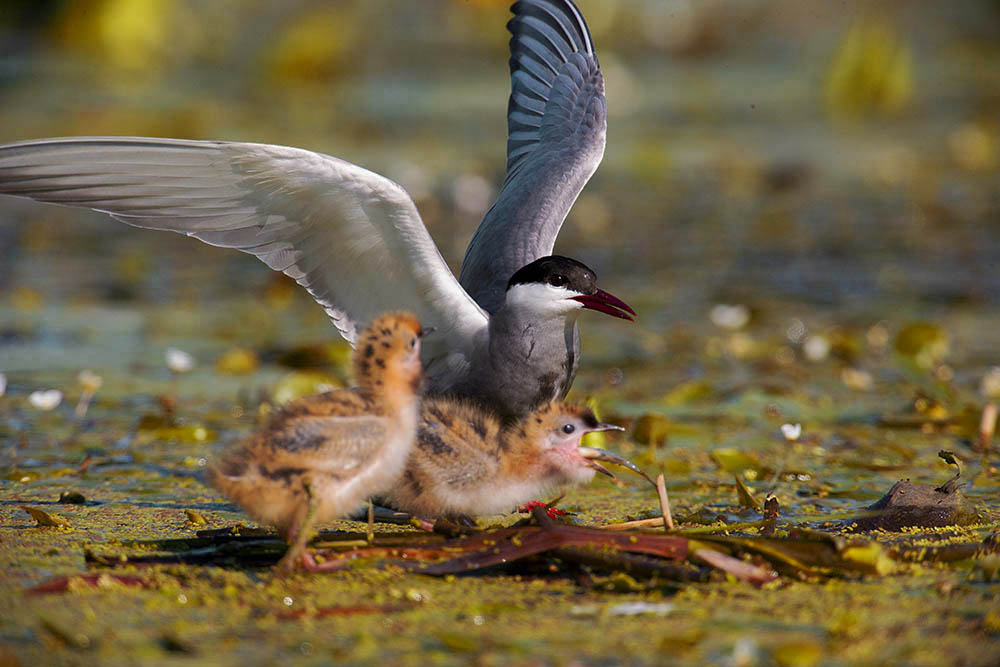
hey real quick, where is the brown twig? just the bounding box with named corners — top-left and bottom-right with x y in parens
top-left (656, 474), bottom-right (675, 530)
top-left (598, 517), bottom-right (670, 531)
top-left (976, 402), bottom-right (997, 452)
top-left (689, 548), bottom-right (777, 585)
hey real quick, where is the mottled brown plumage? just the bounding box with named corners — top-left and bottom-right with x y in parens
top-left (384, 400), bottom-right (624, 521)
top-left (207, 312), bottom-right (424, 569)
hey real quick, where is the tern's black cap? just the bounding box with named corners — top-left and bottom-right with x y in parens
top-left (506, 255), bottom-right (598, 294)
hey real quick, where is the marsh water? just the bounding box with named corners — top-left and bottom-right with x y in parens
top-left (1, 1), bottom-right (999, 664)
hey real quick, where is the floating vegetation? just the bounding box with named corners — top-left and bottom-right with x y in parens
top-left (1, 1), bottom-right (999, 664)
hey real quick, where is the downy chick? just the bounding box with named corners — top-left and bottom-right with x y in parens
top-left (208, 312), bottom-right (426, 569)
top-left (384, 400), bottom-right (626, 521)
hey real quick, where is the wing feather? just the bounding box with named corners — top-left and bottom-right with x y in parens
top-left (459, 0), bottom-right (606, 314)
top-left (0, 137), bottom-right (487, 376)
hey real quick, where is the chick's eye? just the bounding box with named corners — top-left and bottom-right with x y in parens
top-left (561, 423), bottom-right (575, 434)
top-left (409, 337), bottom-right (417, 349)
top-left (549, 274), bottom-right (567, 287)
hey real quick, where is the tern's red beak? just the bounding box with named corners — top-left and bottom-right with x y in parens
top-left (570, 288), bottom-right (636, 321)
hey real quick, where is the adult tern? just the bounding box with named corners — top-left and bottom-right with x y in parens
top-left (0, 0), bottom-right (626, 419)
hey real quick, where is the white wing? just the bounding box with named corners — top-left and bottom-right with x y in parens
top-left (0, 137), bottom-right (487, 375)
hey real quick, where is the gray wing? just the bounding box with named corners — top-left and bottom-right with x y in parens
top-left (0, 137), bottom-right (487, 375)
top-left (459, 0), bottom-right (606, 314)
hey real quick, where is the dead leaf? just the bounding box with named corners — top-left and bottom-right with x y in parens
top-left (21, 505), bottom-right (70, 528)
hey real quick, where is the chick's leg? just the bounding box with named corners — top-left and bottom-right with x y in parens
top-left (277, 478), bottom-right (320, 571)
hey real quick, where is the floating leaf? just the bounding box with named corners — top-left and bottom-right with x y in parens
top-left (711, 448), bottom-right (760, 475)
top-left (894, 322), bottom-right (949, 369)
top-left (772, 638), bottom-right (824, 667)
top-left (21, 505), bottom-right (70, 528)
top-left (272, 371), bottom-right (343, 405)
top-left (840, 543), bottom-right (896, 576)
top-left (661, 380), bottom-right (715, 406)
top-left (215, 347), bottom-right (259, 375)
top-left (184, 509), bottom-right (209, 526)
top-left (436, 632), bottom-right (479, 653)
top-left (733, 474), bottom-right (764, 512)
top-left (826, 16), bottom-right (912, 117)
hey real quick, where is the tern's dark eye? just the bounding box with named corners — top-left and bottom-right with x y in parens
top-left (561, 423), bottom-right (575, 434)
top-left (549, 274), bottom-right (568, 287)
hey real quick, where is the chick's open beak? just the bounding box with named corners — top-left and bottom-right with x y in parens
top-left (578, 444), bottom-right (656, 487)
top-left (570, 288), bottom-right (636, 321)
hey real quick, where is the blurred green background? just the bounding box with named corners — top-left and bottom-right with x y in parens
top-left (1, 0), bottom-right (998, 397)
top-left (1, 0), bottom-right (997, 287)
top-left (2, 0), bottom-right (998, 378)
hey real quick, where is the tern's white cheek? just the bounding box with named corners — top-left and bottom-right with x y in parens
top-left (506, 283), bottom-right (582, 316)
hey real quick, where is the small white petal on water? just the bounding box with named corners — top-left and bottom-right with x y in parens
top-left (608, 601), bottom-right (675, 616)
top-left (29, 389), bottom-right (63, 411)
top-left (710, 304), bottom-right (750, 330)
top-left (803, 335), bottom-right (830, 361)
top-left (77, 369), bottom-right (103, 392)
top-left (166, 348), bottom-right (196, 373)
top-left (781, 423), bottom-right (802, 441)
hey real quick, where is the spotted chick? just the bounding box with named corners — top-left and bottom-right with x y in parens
top-left (383, 400), bottom-right (626, 521)
top-left (208, 312), bottom-right (425, 569)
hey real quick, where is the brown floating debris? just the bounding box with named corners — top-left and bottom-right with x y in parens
top-left (849, 479), bottom-right (979, 532)
top-left (761, 493), bottom-right (780, 536)
top-left (688, 548), bottom-right (778, 585)
top-left (28, 574), bottom-right (153, 594)
top-left (598, 517), bottom-right (669, 531)
top-left (276, 603), bottom-right (416, 621)
top-left (58, 491), bottom-right (86, 505)
top-left (847, 451), bottom-right (981, 532)
top-left (394, 521), bottom-right (690, 576)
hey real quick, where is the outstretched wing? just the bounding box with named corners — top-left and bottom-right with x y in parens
top-left (459, 0), bottom-right (606, 314)
top-left (0, 137), bottom-right (487, 372)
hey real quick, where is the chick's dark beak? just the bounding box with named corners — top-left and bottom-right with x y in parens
top-left (578, 446), bottom-right (616, 478)
top-left (578, 445), bottom-right (656, 486)
top-left (570, 288), bottom-right (636, 321)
